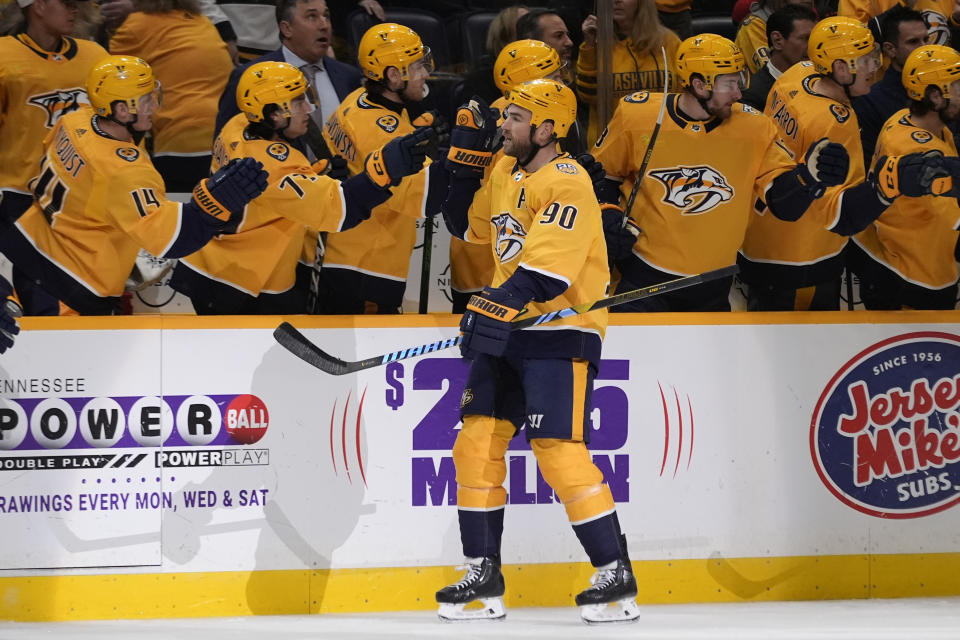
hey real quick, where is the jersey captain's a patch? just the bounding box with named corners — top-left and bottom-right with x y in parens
top-left (27, 88), bottom-right (88, 128)
top-left (376, 115), bottom-right (399, 133)
top-left (649, 165), bottom-right (735, 214)
top-left (911, 130), bottom-right (933, 144)
top-left (492, 212), bottom-right (527, 263)
top-left (116, 147), bottom-right (140, 162)
top-left (266, 142), bottom-right (289, 161)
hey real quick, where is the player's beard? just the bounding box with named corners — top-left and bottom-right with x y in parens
top-left (502, 131), bottom-right (533, 161)
top-left (706, 96), bottom-right (734, 121)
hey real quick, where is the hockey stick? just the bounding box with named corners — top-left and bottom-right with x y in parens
top-left (274, 265), bottom-right (738, 375)
top-left (418, 217), bottom-right (433, 313)
top-left (621, 46), bottom-right (669, 230)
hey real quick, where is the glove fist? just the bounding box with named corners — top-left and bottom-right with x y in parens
top-left (447, 96), bottom-right (499, 178)
top-left (459, 286), bottom-right (525, 359)
top-left (194, 157), bottom-right (269, 223)
top-left (875, 150), bottom-right (950, 201)
top-left (799, 137), bottom-right (849, 197)
top-left (364, 126), bottom-right (434, 189)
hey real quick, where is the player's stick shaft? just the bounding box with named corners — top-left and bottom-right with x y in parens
top-left (621, 46), bottom-right (668, 229)
top-left (274, 265), bottom-right (738, 375)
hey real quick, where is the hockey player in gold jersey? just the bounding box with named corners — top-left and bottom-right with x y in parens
top-left (169, 61), bottom-right (433, 314)
top-left (434, 80), bottom-right (638, 624)
top-left (849, 45), bottom-right (960, 309)
top-left (319, 23), bottom-right (447, 314)
top-left (593, 34), bottom-right (850, 312)
top-left (0, 0), bottom-right (106, 200)
top-left (740, 17), bottom-right (947, 310)
top-left (0, 0), bottom-right (107, 313)
top-left (0, 55), bottom-right (269, 315)
top-left (449, 39), bottom-right (566, 313)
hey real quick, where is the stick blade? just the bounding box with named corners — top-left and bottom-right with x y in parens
top-left (273, 322), bottom-right (352, 376)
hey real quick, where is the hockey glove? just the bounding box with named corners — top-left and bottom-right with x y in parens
top-left (602, 209), bottom-right (639, 264)
top-left (459, 286), bottom-right (526, 359)
top-left (447, 96), bottom-right (498, 178)
top-left (192, 157), bottom-right (268, 224)
top-left (797, 137), bottom-right (849, 198)
top-left (873, 150), bottom-right (950, 201)
top-left (363, 126), bottom-right (433, 189)
top-left (0, 276), bottom-right (21, 355)
top-left (312, 156), bottom-right (350, 181)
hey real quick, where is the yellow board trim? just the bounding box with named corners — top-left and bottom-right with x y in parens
top-left (17, 309), bottom-right (960, 331)
top-left (2, 553), bottom-right (960, 621)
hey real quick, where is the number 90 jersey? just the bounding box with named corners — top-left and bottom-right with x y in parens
top-left (465, 152), bottom-right (610, 345)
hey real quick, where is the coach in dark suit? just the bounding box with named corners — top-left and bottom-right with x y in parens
top-left (214, 0), bottom-right (362, 148)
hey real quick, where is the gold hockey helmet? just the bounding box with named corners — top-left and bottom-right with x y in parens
top-left (807, 16), bottom-right (877, 76)
top-left (87, 55), bottom-right (159, 117)
top-left (358, 23), bottom-right (434, 82)
top-left (494, 39), bottom-right (563, 95)
top-left (675, 33), bottom-right (746, 91)
top-left (902, 44), bottom-right (960, 101)
top-left (506, 78), bottom-right (577, 137)
top-left (236, 61), bottom-right (308, 122)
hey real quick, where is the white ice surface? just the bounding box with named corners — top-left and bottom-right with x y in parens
top-left (1, 598), bottom-right (959, 640)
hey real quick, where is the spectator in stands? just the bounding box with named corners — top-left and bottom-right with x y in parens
top-left (214, 0), bottom-right (362, 157)
top-left (457, 4), bottom-right (528, 107)
top-left (0, 0), bottom-right (107, 314)
top-left (98, 0), bottom-right (238, 62)
top-left (516, 8), bottom-right (574, 65)
top-left (110, 0), bottom-right (235, 192)
top-left (736, 0), bottom-right (816, 74)
top-left (851, 6), bottom-right (927, 160)
top-left (577, 0), bottom-right (680, 145)
top-left (656, 0), bottom-right (692, 39)
top-left (740, 3), bottom-right (817, 110)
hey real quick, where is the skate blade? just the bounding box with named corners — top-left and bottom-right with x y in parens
top-left (437, 597), bottom-right (506, 622)
top-left (579, 598), bottom-right (641, 624)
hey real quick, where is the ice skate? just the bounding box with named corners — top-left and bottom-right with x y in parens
top-left (435, 556), bottom-right (506, 622)
top-left (575, 557), bottom-right (640, 624)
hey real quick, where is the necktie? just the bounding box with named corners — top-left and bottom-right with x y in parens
top-left (300, 63), bottom-right (324, 129)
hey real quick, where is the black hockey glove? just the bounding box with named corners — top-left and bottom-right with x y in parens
top-left (577, 154), bottom-right (637, 265)
top-left (459, 287), bottom-right (525, 359)
top-left (797, 137), bottom-right (849, 197)
top-left (446, 96), bottom-right (498, 178)
top-left (312, 156), bottom-right (350, 181)
top-left (873, 150), bottom-right (950, 201)
top-left (363, 126), bottom-right (433, 189)
top-left (192, 157), bottom-right (269, 224)
top-left (0, 276), bottom-right (21, 355)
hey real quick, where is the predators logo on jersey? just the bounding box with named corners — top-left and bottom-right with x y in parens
top-left (649, 165), bottom-right (735, 214)
top-left (829, 104), bottom-right (851, 123)
top-left (266, 143), bottom-right (289, 161)
top-left (28, 88), bottom-right (89, 128)
top-left (492, 212), bottom-right (526, 262)
top-left (912, 130), bottom-right (934, 143)
top-left (376, 115), bottom-right (399, 133)
top-left (624, 91), bottom-right (650, 104)
top-left (116, 147), bottom-right (140, 162)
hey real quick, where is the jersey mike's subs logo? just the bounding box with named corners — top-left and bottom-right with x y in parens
top-left (649, 165), bottom-right (734, 214)
top-left (811, 332), bottom-right (960, 518)
top-left (492, 212), bottom-right (526, 262)
top-left (28, 88), bottom-right (89, 128)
